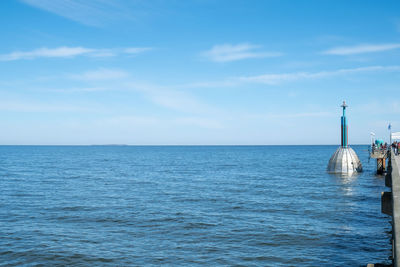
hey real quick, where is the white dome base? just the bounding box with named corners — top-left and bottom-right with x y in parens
top-left (327, 147), bottom-right (362, 174)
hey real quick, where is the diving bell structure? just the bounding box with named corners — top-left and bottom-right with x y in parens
top-left (327, 101), bottom-right (362, 174)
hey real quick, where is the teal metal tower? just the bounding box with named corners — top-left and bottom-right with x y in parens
top-left (341, 101), bottom-right (348, 148)
top-left (327, 100), bottom-right (362, 174)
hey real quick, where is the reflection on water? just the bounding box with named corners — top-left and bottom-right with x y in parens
top-left (331, 172), bottom-right (360, 182)
top-left (329, 172), bottom-right (359, 196)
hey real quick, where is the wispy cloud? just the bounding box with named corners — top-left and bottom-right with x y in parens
top-left (48, 87), bottom-right (108, 93)
top-left (239, 65), bottom-right (400, 84)
top-left (202, 43), bottom-right (282, 62)
top-left (43, 68), bottom-right (219, 115)
top-left (124, 82), bottom-right (218, 114)
top-left (0, 46), bottom-right (152, 61)
top-left (323, 43), bottom-right (400, 55)
top-left (0, 47), bottom-right (93, 61)
top-left (20, 0), bottom-right (134, 26)
top-left (94, 115), bottom-right (223, 133)
top-left (70, 68), bottom-right (130, 81)
top-left (189, 65), bottom-right (400, 87)
top-left (0, 99), bottom-right (94, 113)
top-left (124, 47), bottom-right (153, 54)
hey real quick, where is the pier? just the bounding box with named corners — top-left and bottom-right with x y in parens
top-left (375, 150), bottom-right (400, 266)
top-left (371, 148), bottom-right (388, 174)
top-left (391, 151), bottom-right (400, 267)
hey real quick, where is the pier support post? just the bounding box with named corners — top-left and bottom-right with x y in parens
top-left (378, 158), bottom-right (386, 174)
top-left (382, 191), bottom-right (393, 216)
top-left (387, 164), bottom-right (393, 188)
top-left (375, 149), bottom-right (396, 267)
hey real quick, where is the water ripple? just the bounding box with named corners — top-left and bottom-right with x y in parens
top-left (0, 145), bottom-right (392, 266)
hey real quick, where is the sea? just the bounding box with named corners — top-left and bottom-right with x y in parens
top-left (0, 145), bottom-right (392, 266)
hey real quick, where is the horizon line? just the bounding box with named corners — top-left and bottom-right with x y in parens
top-left (0, 144), bottom-right (371, 146)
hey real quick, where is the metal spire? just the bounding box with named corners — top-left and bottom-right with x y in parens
top-left (341, 100), bottom-right (348, 148)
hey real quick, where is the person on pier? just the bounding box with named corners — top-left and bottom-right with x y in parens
top-left (392, 141), bottom-right (398, 155)
top-left (397, 142), bottom-right (400, 156)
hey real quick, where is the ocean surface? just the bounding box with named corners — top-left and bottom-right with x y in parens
top-left (0, 145), bottom-right (392, 266)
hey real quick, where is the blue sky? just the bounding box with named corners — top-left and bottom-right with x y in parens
top-left (0, 0), bottom-right (399, 145)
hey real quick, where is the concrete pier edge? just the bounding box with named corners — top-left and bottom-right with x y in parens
top-left (377, 149), bottom-right (400, 267)
top-left (391, 150), bottom-right (400, 266)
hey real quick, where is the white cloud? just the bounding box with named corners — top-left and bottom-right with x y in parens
top-left (89, 47), bottom-right (153, 57)
top-left (20, 0), bottom-right (133, 26)
top-left (124, 82), bottom-right (218, 115)
top-left (0, 46), bottom-right (152, 61)
top-left (70, 69), bottom-right (130, 81)
top-left (202, 43), bottom-right (282, 62)
top-left (124, 47), bottom-right (153, 54)
top-left (0, 100), bottom-right (94, 113)
top-left (188, 65), bottom-right (400, 87)
top-left (323, 43), bottom-right (400, 55)
top-left (238, 65), bottom-right (400, 84)
top-left (45, 69), bottom-right (219, 115)
top-left (88, 49), bottom-right (117, 57)
top-left (0, 47), bottom-right (94, 61)
top-left (48, 87), bottom-right (108, 93)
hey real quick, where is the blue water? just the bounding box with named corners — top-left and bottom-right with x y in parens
top-left (0, 145), bottom-right (391, 266)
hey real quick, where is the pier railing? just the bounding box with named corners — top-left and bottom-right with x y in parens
top-left (371, 147), bottom-right (388, 158)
